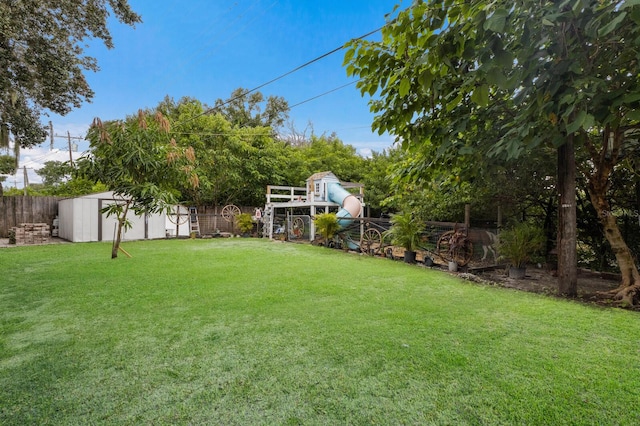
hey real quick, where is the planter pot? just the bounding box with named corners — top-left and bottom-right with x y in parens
top-left (404, 250), bottom-right (417, 264)
top-left (509, 266), bottom-right (526, 279)
top-left (448, 261), bottom-right (458, 272)
top-left (424, 256), bottom-right (434, 267)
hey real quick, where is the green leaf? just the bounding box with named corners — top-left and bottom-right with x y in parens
top-left (572, 0), bottom-right (586, 13)
top-left (399, 77), bottom-right (411, 97)
top-left (560, 103), bottom-right (576, 120)
top-left (447, 94), bottom-right (463, 112)
top-left (346, 64), bottom-right (355, 77)
top-left (343, 48), bottom-right (355, 66)
top-left (483, 9), bottom-right (508, 33)
top-left (471, 84), bottom-right (489, 107)
top-left (583, 112), bottom-right (595, 130)
top-left (622, 93), bottom-right (640, 104)
top-left (495, 49), bottom-right (514, 68)
top-left (620, 0), bottom-right (640, 10)
top-left (566, 110), bottom-right (586, 134)
top-left (485, 67), bottom-right (505, 86)
top-left (625, 109), bottom-right (640, 121)
top-left (598, 11), bottom-right (627, 37)
top-left (418, 71), bottom-right (433, 90)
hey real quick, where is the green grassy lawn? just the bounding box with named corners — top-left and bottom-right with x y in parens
top-left (1, 239), bottom-right (639, 425)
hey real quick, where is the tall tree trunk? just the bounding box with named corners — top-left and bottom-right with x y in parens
top-left (587, 186), bottom-right (640, 286)
top-left (584, 128), bottom-right (640, 306)
top-left (557, 136), bottom-right (577, 296)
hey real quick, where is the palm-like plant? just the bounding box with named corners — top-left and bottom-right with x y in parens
top-left (314, 213), bottom-right (340, 246)
top-left (384, 211), bottom-right (424, 256)
top-left (236, 213), bottom-right (254, 235)
top-left (498, 222), bottom-right (545, 268)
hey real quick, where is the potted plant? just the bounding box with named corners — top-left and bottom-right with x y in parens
top-left (384, 211), bottom-right (424, 264)
top-left (314, 213), bottom-right (340, 247)
top-left (236, 213), bottom-right (254, 236)
top-left (498, 222), bottom-right (545, 279)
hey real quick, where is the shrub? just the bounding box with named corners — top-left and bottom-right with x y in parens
top-left (236, 213), bottom-right (254, 235)
top-left (384, 211), bottom-right (424, 252)
top-left (498, 222), bottom-right (545, 268)
top-left (314, 213), bottom-right (340, 244)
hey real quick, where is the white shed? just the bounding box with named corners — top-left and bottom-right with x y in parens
top-left (58, 192), bottom-right (170, 243)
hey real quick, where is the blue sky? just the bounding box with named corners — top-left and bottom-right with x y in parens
top-left (10, 0), bottom-right (404, 188)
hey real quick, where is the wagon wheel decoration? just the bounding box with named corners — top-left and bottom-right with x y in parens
top-left (437, 230), bottom-right (474, 266)
top-left (360, 228), bottom-right (382, 255)
top-left (291, 217), bottom-right (304, 238)
top-left (221, 204), bottom-right (241, 222)
top-left (167, 205), bottom-right (190, 225)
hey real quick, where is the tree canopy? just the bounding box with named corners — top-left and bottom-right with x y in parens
top-left (345, 0), bottom-right (640, 304)
top-left (155, 95), bottom-right (367, 207)
top-left (213, 88), bottom-right (289, 130)
top-left (0, 0), bottom-right (141, 147)
top-left (76, 110), bottom-right (197, 258)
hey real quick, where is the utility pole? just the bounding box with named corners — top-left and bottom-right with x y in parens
top-left (23, 165), bottom-right (28, 195)
top-left (67, 131), bottom-right (74, 166)
top-left (49, 121), bottom-right (54, 151)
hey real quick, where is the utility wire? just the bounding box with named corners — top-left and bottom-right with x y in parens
top-left (20, 149), bottom-right (74, 166)
top-left (168, 78), bottom-right (361, 138)
top-left (174, 25), bottom-right (386, 128)
top-left (288, 80), bottom-right (359, 109)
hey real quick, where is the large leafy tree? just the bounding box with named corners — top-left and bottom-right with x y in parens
top-left (77, 111), bottom-right (197, 258)
top-left (36, 160), bottom-right (73, 186)
top-left (292, 134), bottom-right (366, 185)
top-left (0, 0), bottom-right (141, 147)
top-left (346, 0), bottom-right (640, 305)
top-left (0, 154), bottom-right (16, 196)
top-left (213, 88), bottom-right (290, 130)
top-left (157, 96), bottom-right (292, 207)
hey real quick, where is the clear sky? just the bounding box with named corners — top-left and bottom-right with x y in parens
top-left (9, 0), bottom-right (404, 189)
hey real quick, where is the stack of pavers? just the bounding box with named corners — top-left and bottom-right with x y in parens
top-left (12, 223), bottom-right (51, 245)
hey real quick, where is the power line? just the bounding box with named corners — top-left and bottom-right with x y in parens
top-left (289, 80), bottom-right (359, 109)
top-left (53, 134), bottom-right (83, 140)
top-left (20, 149), bottom-right (75, 167)
top-left (174, 24), bottom-right (386, 128)
top-left (167, 78), bottom-right (361, 138)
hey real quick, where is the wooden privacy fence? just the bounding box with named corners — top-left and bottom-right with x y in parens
top-left (0, 196), bottom-right (62, 238)
top-left (195, 205), bottom-right (257, 235)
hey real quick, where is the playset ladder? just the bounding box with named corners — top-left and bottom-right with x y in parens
top-left (189, 207), bottom-right (200, 236)
top-left (262, 205), bottom-right (272, 238)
